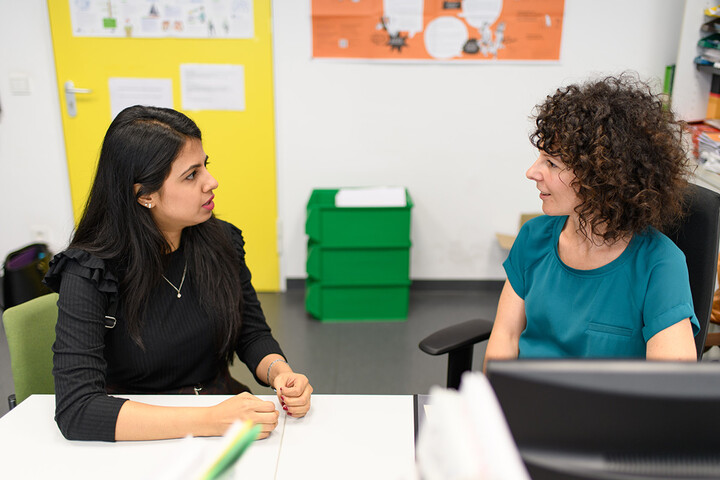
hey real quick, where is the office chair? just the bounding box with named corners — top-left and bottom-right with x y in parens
top-left (3, 293), bottom-right (58, 409)
top-left (705, 258), bottom-right (720, 349)
top-left (419, 183), bottom-right (720, 389)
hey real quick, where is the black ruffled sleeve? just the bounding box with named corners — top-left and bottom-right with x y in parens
top-left (220, 221), bottom-right (285, 386)
top-left (44, 249), bottom-right (128, 441)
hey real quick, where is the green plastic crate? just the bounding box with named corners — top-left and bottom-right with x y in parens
top-left (306, 189), bottom-right (413, 247)
top-left (307, 243), bottom-right (410, 286)
top-left (305, 279), bottom-right (410, 322)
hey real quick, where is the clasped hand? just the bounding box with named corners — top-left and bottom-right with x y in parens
top-left (272, 372), bottom-right (313, 419)
top-left (211, 374), bottom-right (312, 439)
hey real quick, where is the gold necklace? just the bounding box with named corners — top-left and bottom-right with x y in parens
top-left (161, 262), bottom-right (187, 298)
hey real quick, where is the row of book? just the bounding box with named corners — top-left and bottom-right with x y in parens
top-left (691, 7), bottom-right (720, 175)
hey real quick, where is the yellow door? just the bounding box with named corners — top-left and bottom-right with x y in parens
top-left (47, 0), bottom-right (279, 291)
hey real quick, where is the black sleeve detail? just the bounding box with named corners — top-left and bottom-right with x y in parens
top-left (50, 255), bottom-right (126, 441)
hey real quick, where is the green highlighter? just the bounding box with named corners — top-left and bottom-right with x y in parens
top-left (200, 421), bottom-right (262, 480)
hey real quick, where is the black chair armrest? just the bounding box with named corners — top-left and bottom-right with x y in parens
top-left (419, 318), bottom-right (494, 389)
top-left (419, 318), bottom-right (494, 356)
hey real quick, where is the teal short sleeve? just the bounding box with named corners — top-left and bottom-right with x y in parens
top-left (641, 248), bottom-right (700, 342)
top-left (503, 222), bottom-right (530, 299)
top-left (503, 216), bottom-right (558, 301)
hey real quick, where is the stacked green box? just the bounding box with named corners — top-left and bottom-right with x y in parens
top-left (305, 188), bottom-right (412, 322)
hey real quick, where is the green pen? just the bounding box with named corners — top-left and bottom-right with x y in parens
top-left (200, 421), bottom-right (262, 480)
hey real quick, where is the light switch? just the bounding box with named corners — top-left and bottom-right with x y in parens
top-left (9, 73), bottom-right (31, 95)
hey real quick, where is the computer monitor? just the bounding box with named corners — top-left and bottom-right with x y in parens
top-left (486, 360), bottom-right (720, 480)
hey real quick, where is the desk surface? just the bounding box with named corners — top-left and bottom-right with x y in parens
top-left (0, 394), bottom-right (415, 479)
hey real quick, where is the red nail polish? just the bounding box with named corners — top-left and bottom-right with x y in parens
top-left (287, 412), bottom-right (292, 416)
top-left (283, 405), bottom-right (288, 411)
top-left (281, 396), bottom-right (285, 401)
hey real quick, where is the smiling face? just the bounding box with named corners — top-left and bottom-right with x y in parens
top-left (141, 138), bottom-right (218, 246)
top-left (525, 150), bottom-right (581, 217)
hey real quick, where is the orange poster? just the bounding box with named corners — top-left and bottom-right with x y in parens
top-left (312, 0), bottom-right (565, 61)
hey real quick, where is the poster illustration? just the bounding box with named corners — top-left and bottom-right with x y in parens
top-left (69, 0), bottom-right (254, 38)
top-left (312, 0), bottom-right (565, 62)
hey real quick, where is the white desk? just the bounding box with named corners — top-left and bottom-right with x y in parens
top-left (0, 394), bottom-right (416, 480)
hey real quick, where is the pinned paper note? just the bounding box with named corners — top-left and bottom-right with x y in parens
top-left (109, 77), bottom-right (173, 120)
top-left (180, 64), bottom-right (245, 111)
top-left (334, 187), bottom-right (407, 207)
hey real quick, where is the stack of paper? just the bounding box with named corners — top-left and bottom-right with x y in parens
top-left (698, 131), bottom-right (720, 173)
top-left (415, 372), bottom-right (530, 480)
top-left (698, 130), bottom-right (720, 154)
top-left (334, 187), bottom-right (407, 207)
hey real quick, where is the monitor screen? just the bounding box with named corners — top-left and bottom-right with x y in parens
top-left (486, 360), bottom-right (720, 480)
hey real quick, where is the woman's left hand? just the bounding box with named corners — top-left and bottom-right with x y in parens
top-left (272, 372), bottom-right (313, 418)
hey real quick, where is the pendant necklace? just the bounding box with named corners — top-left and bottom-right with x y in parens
top-left (162, 261), bottom-right (187, 298)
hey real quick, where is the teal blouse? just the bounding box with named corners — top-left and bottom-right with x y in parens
top-left (503, 215), bottom-right (699, 358)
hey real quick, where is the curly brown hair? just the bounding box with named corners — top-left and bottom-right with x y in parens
top-left (530, 74), bottom-right (690, 243)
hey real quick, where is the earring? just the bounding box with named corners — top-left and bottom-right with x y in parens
top-left (145, 203), bottom-right (152, 208)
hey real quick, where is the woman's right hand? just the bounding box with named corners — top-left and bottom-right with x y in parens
top-left (210, 392), bottom-right (279, 439)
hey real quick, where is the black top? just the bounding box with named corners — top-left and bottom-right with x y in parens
top-left (44, 221), bottom-right (284, 441)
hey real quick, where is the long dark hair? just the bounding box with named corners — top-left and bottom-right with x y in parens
top-left (71, 106), bottom-right (242, 362)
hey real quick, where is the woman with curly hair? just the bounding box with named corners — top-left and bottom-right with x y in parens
top-left (484, 74), bottom-right (699, 364)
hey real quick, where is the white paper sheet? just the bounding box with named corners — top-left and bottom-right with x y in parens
top-left (180, 64), bottom-right (245, 111)
top-left (335, 187), bottom-right (407, 207)
top-left (109, 77), bottom-right (173, 120)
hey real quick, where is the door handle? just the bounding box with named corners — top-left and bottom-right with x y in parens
top-left (64, 80), bottom-right (92, 118)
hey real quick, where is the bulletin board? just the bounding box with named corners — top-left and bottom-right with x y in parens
top-left (48, 0), bottom-right (281, 291)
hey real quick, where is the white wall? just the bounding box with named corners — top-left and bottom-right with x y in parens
top-left (672, 0), bottom-right (715, 122)
top-left (1, 0), bottom-right (685, 287)
top-left (273, 0), bottom-right (686, 283)
top-left (0, 1), bottom-right (74, 260)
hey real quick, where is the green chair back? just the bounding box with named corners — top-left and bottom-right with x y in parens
top-left (2, 293), bottom-right (58, 405)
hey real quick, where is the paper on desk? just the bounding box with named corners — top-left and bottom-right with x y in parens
top-left (146, 417), bottom-right (283, 480)
top-left (415, 372), bottom-right (530, 480)
top-left (334, 187), bottom-right (406, 207)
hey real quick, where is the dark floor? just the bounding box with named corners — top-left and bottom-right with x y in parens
top-left (0, 284), bottom-right (503, 418)
top-left (5, 284), bottom-right (717, 419)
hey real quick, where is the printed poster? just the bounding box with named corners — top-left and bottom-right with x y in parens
top-left (312, 0), bottom-right (565, 61)
top-left (69, 0), bottom-right (253, 38)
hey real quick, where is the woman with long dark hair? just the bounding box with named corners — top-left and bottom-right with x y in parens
top-left (45, 105), bottom-right (312, 441)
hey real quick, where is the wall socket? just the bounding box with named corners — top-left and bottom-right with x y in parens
top-left (31, 225), bottom-right (51, 243)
